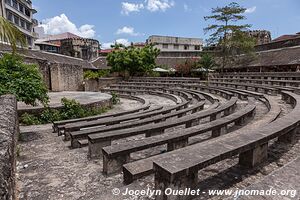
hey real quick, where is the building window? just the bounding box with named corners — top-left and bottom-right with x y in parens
top-left (25, 8), bottom-right (31, 17)
top-left (5, 0), bottom-right (11, 6)
top-left (13, 15), bottom-right (19, 26)
top-left (12, 0), bottom-right (18, 9)
top-left (19, 4), bottom-right (24, 13)
top-left (7, 12), bottom-right (13, 21)
top-left (195, 45), bottom-right (201, 50)
top-left (174, 44), bottom-right (179, 49)
top-left (162, 44), bottom-right (168, 49)
top-left (26, 22), bottom-right (31, 31)
top-left (184, 45), bottom-right (189, 50)
top-left (20, 19), bottom-right (25, 28)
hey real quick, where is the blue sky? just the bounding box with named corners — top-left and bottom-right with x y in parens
top-left (33, 0), bottom-right (300, 48)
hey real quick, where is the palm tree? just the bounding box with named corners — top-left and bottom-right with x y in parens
top-left (0, 16), bottom-right (26, 52)
top-left (198, 53), bottom-right (216, 84)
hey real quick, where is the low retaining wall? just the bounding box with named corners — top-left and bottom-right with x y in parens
top-left (0, 95), bottom-right (18, 200)
top-left (84, 77), bottom-right (122, 91)
top-left (17, 97), bottom-right (113, 117)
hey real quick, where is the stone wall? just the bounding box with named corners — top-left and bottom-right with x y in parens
top-left (0, 95), bottom-right (18, 200)
top-left (50, 63), bottom-right (84, 92)
top-left (84, 77), bottom-right (122, 91)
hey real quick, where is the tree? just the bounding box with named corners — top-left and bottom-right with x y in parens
top-left (198, 53), bottom-right (215, 82)
top-left (0, 54), bottom-right (49, 106)
top-left (0, 16), bottom-right (26, 52)
top-left (175, 59), bottom-right (196, 77)
top-left (107, 44), bottom-right (160, 76)
top-left (204, 2), bottom-right (255, 73)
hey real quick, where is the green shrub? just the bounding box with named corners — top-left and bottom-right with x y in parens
top-left (40, 108), bottom-right (61, 123)
top-left (21, 113), bottom-right (41, 125)
top-left (0, 53), bottom-right (49, 106)
top-left (84, 69), bottom-right (110, 80)
top-left (20, 98), bottom-right (112, 126)
top-left (111, 92), bottom-right (120, 105)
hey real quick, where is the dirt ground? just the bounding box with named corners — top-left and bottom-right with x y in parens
top-left (17, 94), bottom-right (300, 200)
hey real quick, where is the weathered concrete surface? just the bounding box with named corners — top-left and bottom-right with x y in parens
top-left (0, 95), bottom-right (18, 200)
top-left (236, 156), bottom-right (300, 200)
top-left (18, 92), bottom-right (112, 116)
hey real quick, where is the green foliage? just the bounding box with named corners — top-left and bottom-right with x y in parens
top-left (84, 69), bottom-right (110, 80)
top-left (111, 92), bottom-right (120, 105)
top-left (0, 16), bottom-right (26, 52)
top-left (198, 53), bottom-right (216, 71)
top-left (20, 98), bottom-right (111, 126)
top-left (107, 44), bottom-right (160, 76)
top-left (198, 53), bottom-right (216, 81)
top-left (21, 113), bottom-right (41, 125)
top-left (204, 2), bottom-right (255, 72)
top-left (60, 97), bottom-right (86, 119)
top-left (0, 53), bottom-right (49, 106)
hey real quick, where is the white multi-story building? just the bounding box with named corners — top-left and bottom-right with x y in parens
top-left (0, 0), bottom-right (38, 47)
top-left (146, 35), bottom-right (203, 52)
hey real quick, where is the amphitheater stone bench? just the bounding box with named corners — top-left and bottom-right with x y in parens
top-left (70, 101), bottom-right (204, 148)
top-left (63, 105), bottom-right (164, 140)
top-left (211, 77), bottom-right (300, 87)
top-left (103, 101), bottom-right (255, 175)
top-left (121, 81), bottom-right (183, 88)
top-left (101, 89), bottom-right (183, 104)
top-left (53, 95), bottom-right (149, 133)
top-left (187, 85), bottom-right (248, 100)
top-left (109, 85), bottom-right (194, 102)
top-left (151, 91), bottom-right (300, 200)
top-left (88, 97), bottom-right (237, 158)
top-left (209, 81), bottom-right (278, 95)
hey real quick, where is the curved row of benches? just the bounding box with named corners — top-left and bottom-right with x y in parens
top-left (50, 75), bottom-right (298, 200)
top-left (153, 91), bottom-right (299, 200)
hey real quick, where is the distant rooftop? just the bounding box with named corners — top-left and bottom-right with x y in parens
top-left (272, 32), bottom-right (300, 42)
top-left (37, 32), bottom-right (81, 43)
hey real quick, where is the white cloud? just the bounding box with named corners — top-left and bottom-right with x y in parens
top-left (101, 42), bottom-right (114, 49)
top-left (39, 14), bottom-right (96, 38)
top-left (183, 3), bottom-right (191, 12)
top-left (101, 39), bottom-right (131, 49)
top-left (245, 6), bottom-right (256, 14)
top-left (116, 26), bottom-right (141, 36)
top-left (121, 0), bottom-right (174, 15)
top-left (121, 2), bottom-right (144, 15)
top-left (116, 38), bottom-right (131, 46)
top-left (146, 0), bottom-right (175, 12)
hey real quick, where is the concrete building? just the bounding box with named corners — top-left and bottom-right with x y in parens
top-left (146, 35), bottom-right (203, 52)
top-left (0, 0), bottom-right (38, 47)
top-left (247, 30), bottom-right (271, 45)
top-left (35, 32), bottom-right (100, 61)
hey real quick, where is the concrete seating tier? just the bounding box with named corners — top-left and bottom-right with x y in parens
top-left (63, 103), bottom-right (186, 140)
top-left (210, 77), bottom-right (300, 87)
top-left (209, 78), bottom-right (300, 94)
top-left (53, 94), bottom-right (150, 133)
top-left (129, 77), bottom-right (204, 84)
top-left (61, 89), bottom-right (191, 137)
top-left (120, 81), bottom-right (184, 88)
top-left (108, 85), bottom-right (194, 102)
top-left (70, 100), bottom-right (205, 148)
top-left (211, 72), bottom-right (300, 80)
top-left (208, 81), bottom-right (278, 95)
top-left (151, 91), bottom-right (299, 200)
top-left (104, 98), bottom-right (255, 175)
top-left (88, 97), bottom-right (238, 159)
top-left (101, 89), bottom-right (183, 104)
